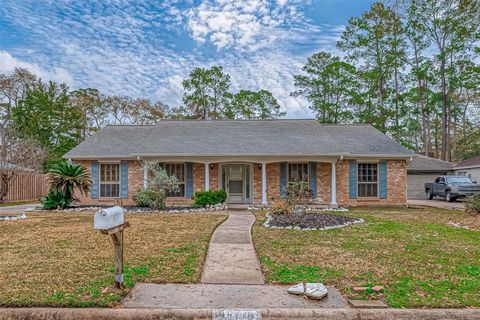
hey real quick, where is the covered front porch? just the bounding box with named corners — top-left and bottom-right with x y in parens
top-left (141, 156), bottom-right (340, 207)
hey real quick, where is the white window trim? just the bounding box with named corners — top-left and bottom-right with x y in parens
top-left (99, 162), bottom-right (121, 199)
top-left (357, 162), bottom-right (379, 198)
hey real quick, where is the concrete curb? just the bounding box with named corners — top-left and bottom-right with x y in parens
top-left (1, 308), bottom-right (480, 320)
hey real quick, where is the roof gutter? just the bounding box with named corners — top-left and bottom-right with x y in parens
top-left (66, 153), bottom-right (415, 160)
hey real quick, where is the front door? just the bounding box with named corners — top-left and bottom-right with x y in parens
top-left (227, 164), bottom-right (244, 203)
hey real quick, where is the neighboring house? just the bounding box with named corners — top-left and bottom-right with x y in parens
top-left (64, 120), bottom-right (414, 207)
top-left (407, 155), bottom-right (454, 199)
top-left (454, 156), bottom-right (480, 183)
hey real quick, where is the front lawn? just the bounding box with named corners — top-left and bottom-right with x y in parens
top-left (252, 207), bottom-right (480, 308)
top-left (0, 212), bottom-right (226, 307)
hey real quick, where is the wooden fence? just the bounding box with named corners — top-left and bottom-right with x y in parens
top-left (4, 172), bottom-right (49, 202)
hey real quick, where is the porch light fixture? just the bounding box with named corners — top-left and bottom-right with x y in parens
top-left (210, 163), bottom-right (214, 170)
top-left (258, 163), bottom-right (262, 170)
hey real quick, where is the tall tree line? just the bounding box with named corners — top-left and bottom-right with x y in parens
top-left (0, 67), bottom-right (284, 166)
top-left (293, 0), bottom-right (480, 161)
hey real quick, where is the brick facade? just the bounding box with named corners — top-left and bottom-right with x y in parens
top-left (74, 159), bottom-right (407, 207)
top-left (317, 162), bottom-right (332, 203)
top-left (336, 160), bottom-right (407, 206)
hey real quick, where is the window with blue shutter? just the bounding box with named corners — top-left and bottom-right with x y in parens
top-left (186, 162), bottom-right (193, 198)
top-left (349, 161), bottom-right (357, 199)
top-left (379, 160), bottom-right (387, 199)
top-left (91, 161), bottom-right (99, 199)
top-left (280, 162), bottom-right (287, 198)
top-left (120, 161), bottom-right (128, 199)
top-left (309, 162), bottom-right (317, 198)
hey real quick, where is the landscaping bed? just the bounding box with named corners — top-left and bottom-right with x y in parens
top-left (0, 211), bottom-right (227, 307)
top-left (264, 211), bottom-right (363, 230)
top-left (253, 206), bottom-right (480, 308)
top-left (30, 203), bottom-right (227, 214)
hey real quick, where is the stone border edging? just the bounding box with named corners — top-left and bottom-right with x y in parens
top-left (1, 308), bottom-right (480, 320)
top-left (263, 213), bottom-right (364, 231)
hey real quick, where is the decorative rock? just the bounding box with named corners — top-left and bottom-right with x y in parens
top-left (353, 287), bottom-right (368, 292)
top-left (0, 214), bottom-right (28, 221)
top-left (287, 283), bottom-right (306, 295)
top-left (287, 283), bottom-right (328, 300)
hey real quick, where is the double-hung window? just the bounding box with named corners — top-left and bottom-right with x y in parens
top-left (100, 163), bottom-right (120, 198)
top-left (357, 163), bottom-right (378, 198)
top-left (164, 163), bottom-right (185, 197)
top-left (287, 163), bottom-right (309, 183)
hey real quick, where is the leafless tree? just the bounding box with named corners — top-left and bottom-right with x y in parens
top-left (0, 128), bottom-right (46, 202)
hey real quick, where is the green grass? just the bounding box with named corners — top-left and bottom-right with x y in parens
top-left (253, 207), bottom-right (480, 308)
top-left (0, 212), bottom-right (227, 307)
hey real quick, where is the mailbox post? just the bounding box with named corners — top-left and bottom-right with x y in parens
top-left (94, 206), bottom-right (129, 289)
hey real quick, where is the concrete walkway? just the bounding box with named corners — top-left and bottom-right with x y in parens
top-left (201, 209), bottom-right (264, 285)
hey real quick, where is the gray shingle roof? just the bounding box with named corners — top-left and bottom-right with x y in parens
top-left (64, 120), bottom-right (415, 159)
top-left (407, 154), bottom-right (454, 172)
top-left (455, 155), bottom-right (480, 169)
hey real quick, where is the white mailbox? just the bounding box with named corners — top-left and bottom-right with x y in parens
top-left (94, 206), bottom-right (125, 230)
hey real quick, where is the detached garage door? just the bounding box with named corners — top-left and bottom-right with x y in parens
top-left (407, 173), bottom-right (441, 199)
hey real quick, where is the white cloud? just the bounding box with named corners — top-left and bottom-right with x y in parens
top-left (0, 0), bottom-right (348, 118)
top-left (0, 51), bottom-right (75, 87)
top-left (185, 0), bottom-right (305, 51)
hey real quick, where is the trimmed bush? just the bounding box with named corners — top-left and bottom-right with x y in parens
top-left (466, 194), bottom-right (480, 215)
top-left (194, 189), bottom-right (227, 207)
top-left (132, 188), bottom-right (157, 207)
top-left (41, 191), bottom-right (71, 210)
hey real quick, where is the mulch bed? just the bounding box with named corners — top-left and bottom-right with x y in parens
top-left (266, 212), bottom-right (363, 230)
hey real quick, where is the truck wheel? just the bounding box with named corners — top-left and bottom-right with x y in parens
top-left (426, 190), bottom-right (433, 200)
top-left (446, 191), bottom-right (456, 202)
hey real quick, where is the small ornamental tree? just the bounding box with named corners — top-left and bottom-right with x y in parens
top-left (133, 161), bottom-right (180, 210)
top-left (42, 161), bottom-right (92, 209)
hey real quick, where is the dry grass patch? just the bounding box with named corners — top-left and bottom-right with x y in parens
top-left (253, 207), bottom-right (480, 308)
top-left (0, 212), bottom-right (226, 307)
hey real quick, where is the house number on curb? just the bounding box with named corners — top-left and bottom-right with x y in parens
top-left (93, 206), bottom-right (130, 289)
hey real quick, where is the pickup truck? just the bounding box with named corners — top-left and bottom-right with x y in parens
top-left (425, 176), bottom-right (480, 202)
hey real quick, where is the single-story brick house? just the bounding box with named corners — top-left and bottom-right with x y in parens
top-left (64, 120), bottom-right (414, 207)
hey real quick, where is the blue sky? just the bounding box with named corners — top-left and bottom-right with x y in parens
top-left (0, 0), bottom-right (373, 118)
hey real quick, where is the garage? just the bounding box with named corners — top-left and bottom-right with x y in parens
top-left (407, 155), bottom-right (454, 199)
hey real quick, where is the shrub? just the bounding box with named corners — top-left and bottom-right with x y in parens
top-left (41, 191), bottom-right (71, 210)
top-left (194, 189), bottom-right (227, 207)
top-left (466, 194), bottom-right (480, 215)
top-left (132, 188), bottom-right (156, 207)
top-left (270, 199), bottom-right (293, 215)
top-left (46, 161), bottom-right (92, 208)
top-left (283, 179), bottom-right (313, 205)
top-left (142, 161), bottom-right (180, 210)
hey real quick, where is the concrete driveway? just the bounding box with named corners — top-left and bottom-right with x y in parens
top-left (0, 203), bottom-right (40, 214)
top-left (407, 199), bottom-right (465, 210)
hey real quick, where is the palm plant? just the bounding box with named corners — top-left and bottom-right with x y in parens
top-left (47, 162), bottom-right (92, 205)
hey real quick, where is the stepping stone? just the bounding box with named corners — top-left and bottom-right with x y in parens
top-left (353, 286), bottom-right (368, 292)
top-left (348, 299), bottom-right (388, 308)
top-left (287, 283), bottom-right (328, 300)
top-left (371, 285), bottom-right (384, 292)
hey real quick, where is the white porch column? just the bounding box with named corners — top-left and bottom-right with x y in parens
top-left (331, 161), bottom-right (338, 208)
top-left (205, 161), bottom-right (210, 191)
top-left (143, 163), bottom-right (148, 189)
top-left (261, 161), bottom-right (267, 206)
